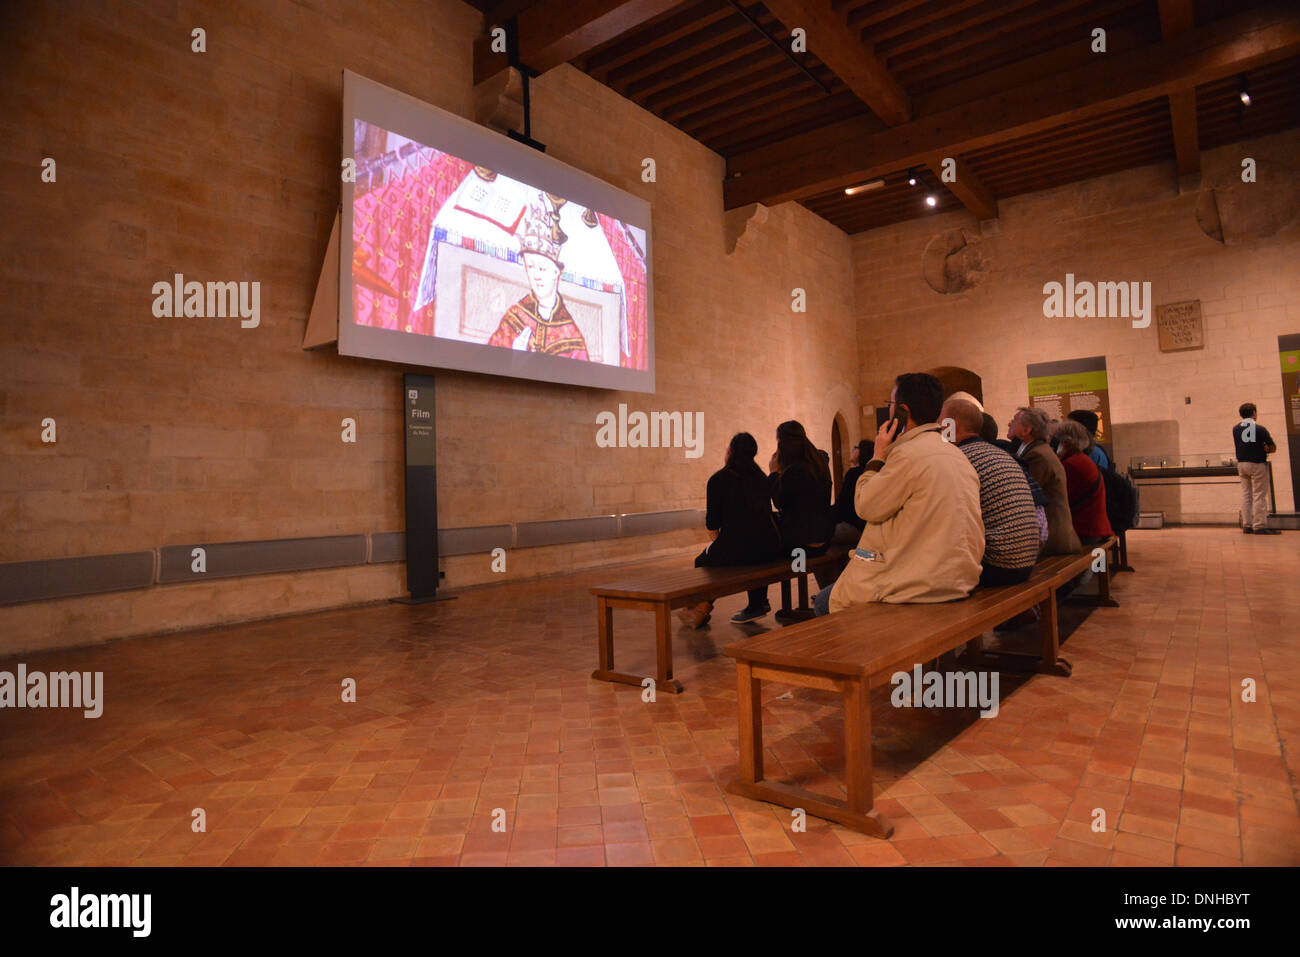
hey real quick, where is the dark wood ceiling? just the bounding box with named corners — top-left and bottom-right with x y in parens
top-left (468, 0), bottom-right (1300, 234)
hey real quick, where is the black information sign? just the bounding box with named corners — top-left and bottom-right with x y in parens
top-left (398, 373), bottom-right (449, 602)
top-left (1279, 333), bottom-right (1300, 513)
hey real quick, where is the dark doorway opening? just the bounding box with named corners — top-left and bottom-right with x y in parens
top-left (831, 416), bottom-right (844, 479)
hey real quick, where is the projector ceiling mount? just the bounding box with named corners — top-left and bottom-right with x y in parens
top-left (504, 18), bottom-right (546, 154)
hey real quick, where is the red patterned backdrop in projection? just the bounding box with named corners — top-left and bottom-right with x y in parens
top-left (352, 143), bottom-right (471, 335)
top-left (598, 213), bottom-right (648, 371)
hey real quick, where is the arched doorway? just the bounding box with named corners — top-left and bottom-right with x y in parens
top-left (926, 366), bottom-right (984, 405)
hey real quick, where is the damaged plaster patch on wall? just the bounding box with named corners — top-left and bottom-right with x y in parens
top-left (922, 228), bottom-right (988, 294)
top-left (724, 202), bottom-right (770, 255)
top-left (1194, 146), bottom-right (1300, 245)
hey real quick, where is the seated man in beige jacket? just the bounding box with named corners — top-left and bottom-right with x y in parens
top-left (814, 373), bottom-right (984, 616)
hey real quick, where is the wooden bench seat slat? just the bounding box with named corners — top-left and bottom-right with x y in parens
top-left (722, 537), bottom-right (1120, 838)
top-left (724, 582), bottom-right (1049, 677)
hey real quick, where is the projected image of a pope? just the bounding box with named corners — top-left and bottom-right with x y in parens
top-left (488, 198), bottom-right (590, 360)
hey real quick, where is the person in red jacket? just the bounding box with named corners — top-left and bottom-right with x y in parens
top-left (1051, 420), bottom-right (1113, 546)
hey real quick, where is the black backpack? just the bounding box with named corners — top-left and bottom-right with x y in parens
top-left (1100, 463), bottom-right (1139, 533)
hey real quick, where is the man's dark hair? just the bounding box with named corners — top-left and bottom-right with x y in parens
top-left (1067, 409), bottom-right (1099, 436)
top-left (894, 373), bottom-right (944, 425)
top-left (856, 439), bottom-right (874, 462)
top-left (979, 412), bottom-right (999, 443)
top-left (1239, 402), bottom-right (1257, 419)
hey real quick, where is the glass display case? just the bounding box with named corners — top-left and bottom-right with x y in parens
top-left (1127, 455), bottom-right (1274, 512)
top-left (1129, 453), bottom-right (1237, 476)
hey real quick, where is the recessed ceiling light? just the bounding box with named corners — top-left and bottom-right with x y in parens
top-left (925, 195), bottom-right (937, 207)
top-left (844, 180), bottom-right (885, 196)
top-left (907, 169), bottom-right (918, 186)
top-left (1239, 75), bottom-right (1251, 106)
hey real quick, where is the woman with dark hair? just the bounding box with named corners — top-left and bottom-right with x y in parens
top-left (732, 420), bottom-right (834, 623)
top-left (678, 432), bottom-right (784, 628)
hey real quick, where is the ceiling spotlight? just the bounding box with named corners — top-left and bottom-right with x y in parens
top-left (844, 179), bottom-right (885, 196)
top-left (925, 195), bottom-right (937, 207)
top-left (1238, 76), bottom-right (1252, 106)
top-left (907, 169), bottom-right (918, 186)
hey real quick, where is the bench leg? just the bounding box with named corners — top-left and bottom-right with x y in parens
top-left (1036, 592), bottom-right (1071, 676)
top-left (736, 662), bottom-right (763, 785)
top-left (595, 597), bottom-right (614, 674)
top-left (797, 573), bottom-right (810, 611)
top-left (725, 669), bottom-right (893, 839)
top-left (1098, 563), bottom-right (1114, 603)
top-left (1066, 565), bottom-right (1120, 608)
top-left (780, 579), bottom-right (792, 613)
top-left (1114, 532), bottom-right (1135, 573)
top-left (843, 678), bottom-right (876, 818)
top-left (591, 598), bottom-right (683, 694)
top-left (655, 603), bottom-right (683, 695)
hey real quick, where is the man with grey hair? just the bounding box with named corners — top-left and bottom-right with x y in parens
top-left (1009, 406), bottom-right (1081, 555)
top-left (942, 398), bottom-right (1040, 585)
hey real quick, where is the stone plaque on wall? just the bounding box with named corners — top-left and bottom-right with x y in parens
top-left (1156, 300), bottom-right (1204, 352)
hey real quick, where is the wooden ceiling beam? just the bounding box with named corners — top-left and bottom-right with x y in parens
top-left (761, 0), bottom-right (911, 125)
top-left (757, 2), bottom-right (1008, 221)
top-left (481, 0), bottom-right (546, 26)
top-left (925, 155), bottom-right (996, 220)
top-left (725, 3), bottom-right (1300, 209)
top-left (474, 0), bottom-right (682, 83)
top-left (1167, 88), bottom-right (1200, 175)
top-left (1158, 0), bottom-right (1195, 37)
top-left (1159, 0), bottom-right (1201, 177)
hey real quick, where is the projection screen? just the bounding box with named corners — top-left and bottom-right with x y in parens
top-left (340, 70), bottom-right (655, 393)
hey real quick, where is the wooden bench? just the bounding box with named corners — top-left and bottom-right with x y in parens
top-left (723, 539), bottom-right (1118, 837)
top-left (590, 549), bottom-right (848, 694)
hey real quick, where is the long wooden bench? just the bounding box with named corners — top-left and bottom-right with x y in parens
top-left (723, 538), bottom-right (1118, 837)
top-left (590, 549), bottom-right (848, 694)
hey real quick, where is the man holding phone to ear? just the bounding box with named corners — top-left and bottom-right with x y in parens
top-left (813, 372), bottom-right (984, 616)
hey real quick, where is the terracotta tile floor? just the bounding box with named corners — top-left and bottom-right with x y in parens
top-left (2, 527), bottom-right (1298, 867)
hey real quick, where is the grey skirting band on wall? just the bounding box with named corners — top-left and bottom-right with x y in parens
top-left (157, 535), bottom-right (369, 584)
top-left (0, 551), bottom-right (157, 606)
top-left (0, 508), bottom-right (706, 605)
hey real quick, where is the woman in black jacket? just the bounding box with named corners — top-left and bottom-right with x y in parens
top-left (678, 432), bottom-right (784, 628)
top-left (732, 420), bottom-right (834, 623)
top-left (831, 439), bottom-right (873, 541)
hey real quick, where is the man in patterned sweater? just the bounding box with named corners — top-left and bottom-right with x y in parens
top-left (941, 398), bottom-right (1041, 586)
